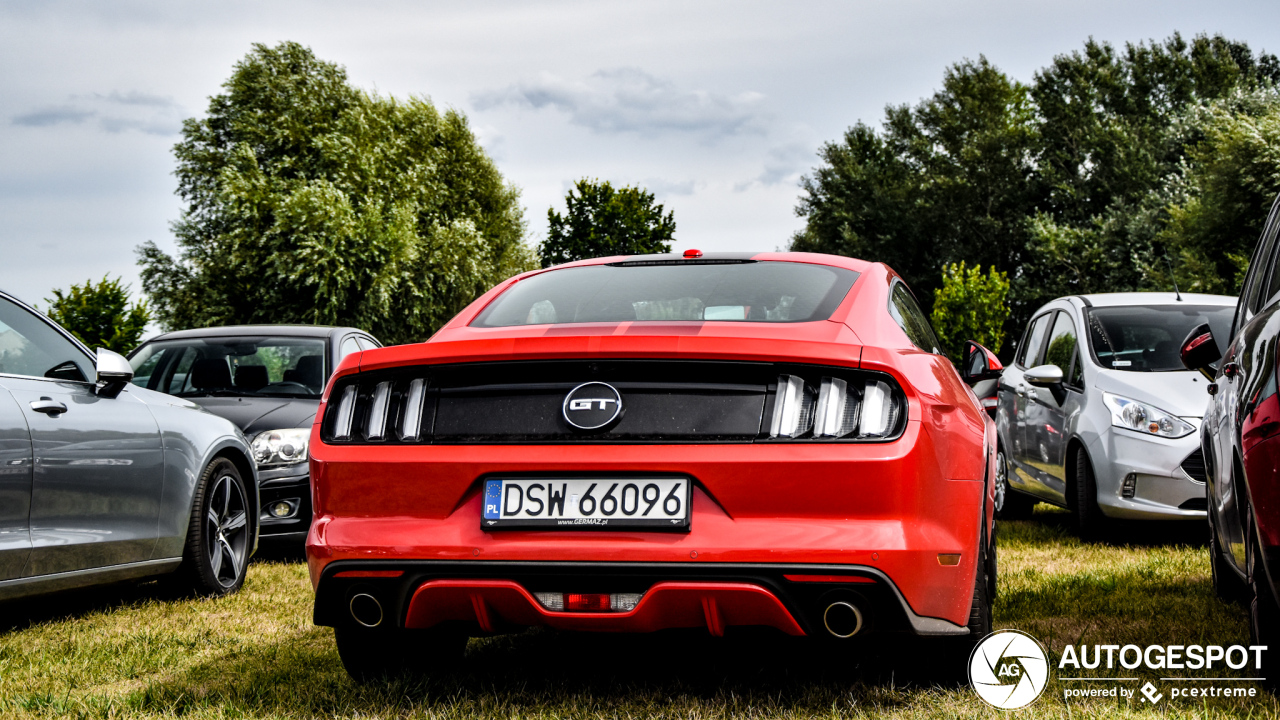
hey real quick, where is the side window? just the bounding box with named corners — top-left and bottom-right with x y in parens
top-left (1240, 202), bottom-right (1280, 328)
top-left (339, 336), bottom-right (361, 360)
top-left (356, 336), bottom-right (380, 351)
top-left (0, 298), bottom-right (92, 382)
top-left (1070, 349), bottom-right (1085, 387)
top-left (1017, 313), bottom-right (1053, 368)
top-left (1045, 311), bottom-right (1081, 389)
top-left (888, 282), bottom-right (944, 355)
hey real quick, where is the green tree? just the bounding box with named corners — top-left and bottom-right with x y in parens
top-left (792, 57), bottom-right (1040, 320)
top-left (930, 262), bottom-right (1010, 358)
top-left (137, 42), bottom-right (536, 344)
top-left (1156, 91), bottom-right (1280, 294)
top-left (540, 179), bottom-right (676, 267)
top-left (44, 276), bottom-right (151, 353)
top-left (793, 34), bottom-right (1280, 347)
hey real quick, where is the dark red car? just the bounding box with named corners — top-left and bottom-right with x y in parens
top-left (305, 252), bottom-right (997, 680)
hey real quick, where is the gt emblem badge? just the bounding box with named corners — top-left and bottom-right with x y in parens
top-left (563, 382), bottom-right (623, 430)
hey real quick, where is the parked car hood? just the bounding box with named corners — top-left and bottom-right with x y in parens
top-left (184, 396), bottom-right (319, 435)
top-left (1092, 369), bottom-right (1211, 418)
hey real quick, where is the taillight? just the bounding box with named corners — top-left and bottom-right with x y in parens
top-left (322, 370), bottom-right (432, 444)
top-left (767, 374), bottom-right (904, 440)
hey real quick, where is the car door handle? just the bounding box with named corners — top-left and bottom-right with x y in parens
top-left (1016, 384), bottom-right (1027, 397)
top-left (30, 398), bottom-right (67, 415)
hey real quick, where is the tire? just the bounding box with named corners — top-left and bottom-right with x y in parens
top-left (335, 626), bottom-right (466, 683)
top-left (1211, 513), bottom-right (1249, 606)
top-left (168, 457), bottom-right (253, 597)
top-left (1073, 447), bottom-right (1108, 542)
top-left (1249, 514), bottom-right (1280, 693)
top-left (933, 518), bottom-right (994, 683)
top-left (994, 448), bottom-right (1035, 520)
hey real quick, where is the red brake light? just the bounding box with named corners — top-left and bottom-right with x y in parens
top-left (683, 248), bottom-right (703, 258)
top-left (564, 593), bottom-right (611, 611)
top-left (1184, 333), bottom-right (1212, 354)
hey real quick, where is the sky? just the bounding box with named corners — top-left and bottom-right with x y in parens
top-left (2, 0), bottom-right (1279, 315)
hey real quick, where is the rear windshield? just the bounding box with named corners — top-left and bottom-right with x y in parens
top-left (128, 336), bottom-right (327, 398)
top-left (1086, 305), bottom-right (1233, 372)
top-left (472, 261), bottom-right (860, 327)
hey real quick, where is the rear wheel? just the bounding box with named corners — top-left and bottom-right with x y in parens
top-left (995, 448), bottom-right (1035, 520)
top-left (168, 457), bottom-right (252, 597)
top-left (1211, 512), bottom-right (1248, 605)
top-left (1249, 516), bottom-right (1280, 693)
top-left (933, 519), bottom-right (994, 683)
top-left (335, 626), bottom-right (467, 683)
top-left (1073, 447), bottom-right (1108, 542)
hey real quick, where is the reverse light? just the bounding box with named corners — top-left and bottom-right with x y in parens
top-left (365, 381), bottom-right (392, 440)
top-left (251, 428), bottom-right (310, 467)
top-left (399, 378), bottom-right (428, 440)
top-left (769, 374), bottom-right (902, 440)
top-left (859, 380), bottom-right (896, 437)
top-left (769, 375), bottom-right (815, 438)
top-left (533, 592), bottom-right (644, 612)
top-left (331, 385), bottom-right (357, 440)
top-left (1102, 392), bottom-right (1195, 439)
top-left (813, 377), bottom-right (859, 438)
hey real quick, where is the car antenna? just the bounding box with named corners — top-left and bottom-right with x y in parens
top-left (1163, 251), bottom-right (1183, 302)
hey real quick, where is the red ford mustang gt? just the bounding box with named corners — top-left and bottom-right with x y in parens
top-left (306, 251), bottom-right (997, 680)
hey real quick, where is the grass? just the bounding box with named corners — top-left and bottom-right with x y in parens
top-left (1, 506), bottom-right (1277, 719)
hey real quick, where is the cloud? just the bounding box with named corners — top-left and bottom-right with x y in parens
top-left (12, 106), bottom-right (95, 127)
top-left (474, 68), bottom-right (768, 139)
top-left (11, 91), bottom-right (183, 135)
top-left (735, 141), bottom-right (816, 191)
top-left (644, 178), bottom-right (698, 197)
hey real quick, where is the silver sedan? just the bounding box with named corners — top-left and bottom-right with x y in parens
top-left (995, 292), bottom-right (1236, 538)
top-left (0, 290), bottom-right (258, 600)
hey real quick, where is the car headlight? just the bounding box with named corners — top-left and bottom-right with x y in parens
top-left (251, 428), bottom-right (310, 467)
top-left (1102, 393), bottom-right (1194, 439)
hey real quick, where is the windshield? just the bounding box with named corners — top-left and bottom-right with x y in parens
top-left (472, 261), bottom-right (860, 327)
top-left (128, 337), bottom-right (327, 398)
top-left (1086, 305), bottom-right (1234, 372)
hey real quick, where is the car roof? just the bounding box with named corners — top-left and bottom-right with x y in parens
top-left (1074, 292), bottom-right (1238, 308)
top-left (543, 251), bottom-right (873, 274)
top-left (145, 324), bottom-right (365, 342)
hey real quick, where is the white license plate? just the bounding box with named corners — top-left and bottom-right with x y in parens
top-left (482, 477), bottom-right (690, 531)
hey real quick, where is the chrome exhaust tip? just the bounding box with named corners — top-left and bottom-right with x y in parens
top-left (350, 593), bottom-right (384, 628)
top-left (823, 601), bottom-right (863, 638)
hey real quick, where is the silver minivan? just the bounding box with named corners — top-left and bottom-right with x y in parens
top-left (996, 292), bottom-right (1236, 537)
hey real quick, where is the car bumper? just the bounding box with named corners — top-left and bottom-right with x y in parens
top-left (1091, 428), bottom-right (1205, 520)
top-left (258, 470), bottom-right (312, 539)
top-left (311, 560), bottom-right (969, 638)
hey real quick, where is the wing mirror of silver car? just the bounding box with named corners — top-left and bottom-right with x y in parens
top-left (95, 347), bottom-right (134, 399)
top-left (1024, 364), bottom-right (1064, 387)
top-left (1180, 322), bottom-right (1221, 382)
top-left (960, 341), bottom-right (1003, 386)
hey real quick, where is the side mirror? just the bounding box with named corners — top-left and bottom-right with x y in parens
top-left (95, 348), bottom-right (134, 398)
top-left (1180, 322), bottom-right (1222, 382)
top-left (960, 341), bottom-right (1004, 386)
top-left (1024, 364), bottom-right (1064, 387)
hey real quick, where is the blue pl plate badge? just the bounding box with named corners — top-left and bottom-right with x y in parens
top-left (483, 480), bottom-right (503, 522)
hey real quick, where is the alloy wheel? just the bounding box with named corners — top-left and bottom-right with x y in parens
top-left (205, 473), bottom-right (249, 587)
top-left (994, 450), bottom-right (1009, 513)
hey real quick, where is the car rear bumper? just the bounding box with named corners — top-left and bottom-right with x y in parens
top-left (311, 560), bottom-right (969, 638)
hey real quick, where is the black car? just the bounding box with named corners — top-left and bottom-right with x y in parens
top-left (1181, 191), bottom-right (1280, 688)
top-left (128, 325), bottom-right (381, 545)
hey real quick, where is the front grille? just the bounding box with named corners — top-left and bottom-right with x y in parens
top-left (321, 359), bottom-right (906, 445)
top-left (1181, 449), bottom-right (1208, 484)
